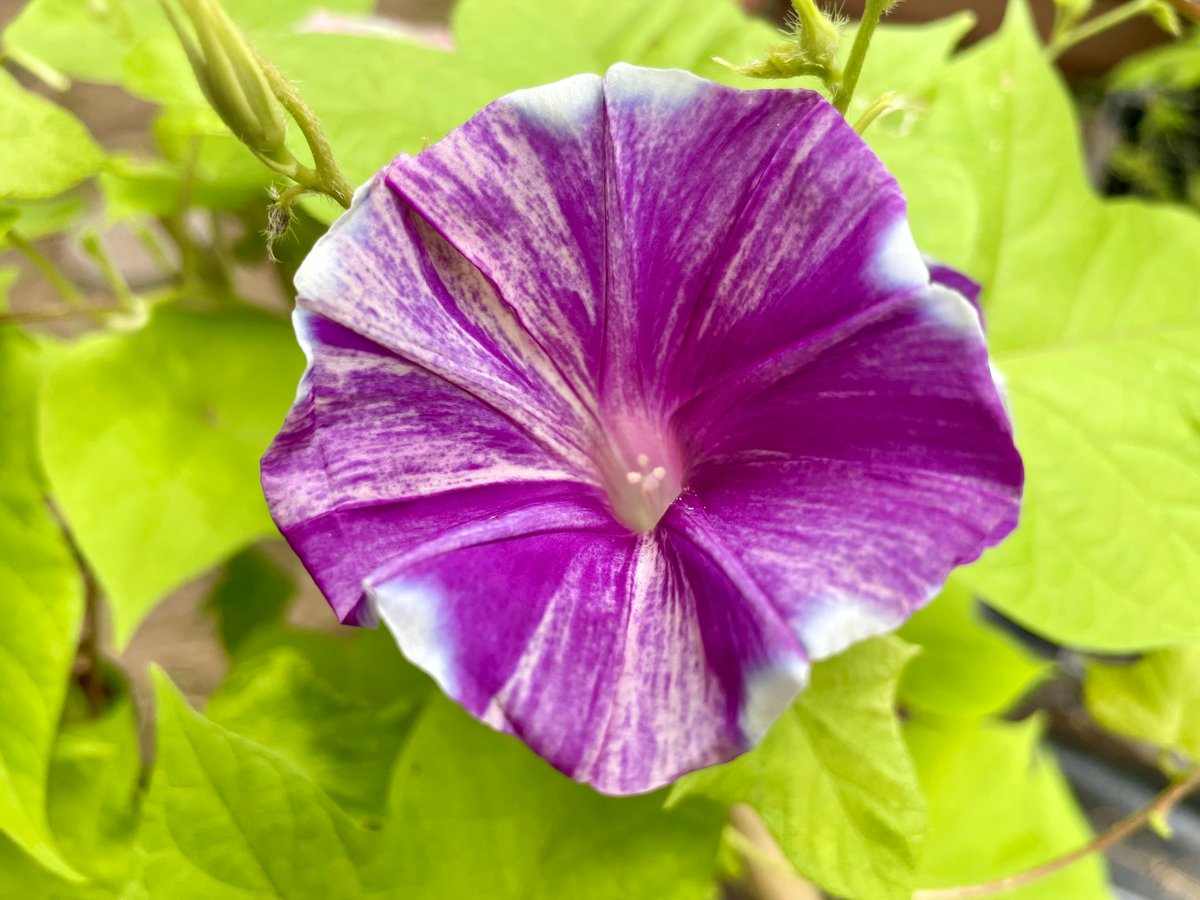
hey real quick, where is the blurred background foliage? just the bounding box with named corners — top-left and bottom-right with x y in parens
top-left (2, 0), bottom-right (1200, 897)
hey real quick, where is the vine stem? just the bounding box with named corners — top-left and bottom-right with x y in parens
top-left (0, 304), bottom-right (129, 325)
top-left (257, 54), bottom-right (354, 209)
top-left (832, 0), bottom-right (893, 115)
top-left (1048, 0), bottom-right (1161, 59)
top-left (914, 765), bottom-right (1200, 899)
top-left (49, 502), bottom-right (106, 716)
top-left (8, 231), bottom-right (84, 307)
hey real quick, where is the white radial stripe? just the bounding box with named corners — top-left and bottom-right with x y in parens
top-left (871, 216), bottom-right (929, 292)
top-left (921, 283), bottom-right (986, 337)
top-left (790, 595), bottom-right (909, 661)
top-left (740, 657), bottom-right (809, 743)
top-left (505, 72), bottom-right (603, 130)
top-left (369, 579), bottom-right (457, 695)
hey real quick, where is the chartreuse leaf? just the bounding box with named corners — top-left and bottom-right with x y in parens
top-left (39, 306), bottom-right (302, 648)
top-left (876, 0), bottom-right (1200, 651)
top-left (138, 668), bottom-right (381, 899)
top-left (0, 194), bottom-right (88, 248)
top-left (1085, 646), bottom-right (1200, 760)
top-left (1111, 27), bottom-right (1200, 90)
top-left (908, 716), bottom-right (1107, 899)
top-left (2, 0), bottom-right (161, 85)
top-left (383, 695), bottom-right (725, 899)
top-left (2, 0), bottom-right (373, 86)
top-left (46, 684), bottom-right (141, 887)
top-left (672, 636), bottom-right (924, 900)
top-left (0, 328), bottom-right (85, 878)
top-left (898, 578), bottom-right (1051, 719)
top-left (0, 71), bottom-right (103, 201)
top-left (0, 835), bottom-right (111, 900)
top-left (206, 627), bottom-right (429, 817)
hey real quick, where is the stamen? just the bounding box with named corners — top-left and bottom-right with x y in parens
top-left (601, 434), bottom-right (684, 533)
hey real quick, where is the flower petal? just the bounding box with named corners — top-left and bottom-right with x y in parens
top-left (601, 66), bottom-right (933, 407)
top-left (261, 310), bottom-right (585, 621)
top-left (294, 173), bottom-right (597, 467)
top-left (928, 259), bottom-right (983, 321)
top-left (385, 73), bottom-right (610, 407)
top-left (368, 491), bottom-right (807, 795)
top-left (682, 285), bottom-right (1022, 660)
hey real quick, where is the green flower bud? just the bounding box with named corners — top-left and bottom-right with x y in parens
top-left (790, 0), bottom-right (841, 72)
top-left (160, 0), bottom-right (290, 161)
top-left (1147, 0), bottom-right (1183, 35)
top-left (715, 0), bottom-right (842, 86)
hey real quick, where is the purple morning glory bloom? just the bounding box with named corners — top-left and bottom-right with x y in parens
top-left (262, 64), bottom-right (1022, 795)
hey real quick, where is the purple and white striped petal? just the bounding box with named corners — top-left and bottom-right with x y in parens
top-left (386, 74), bottom-right (610, 409)
top-left (295, 174), bottom-right (599, 468)
top-left (261, 310), bottom-right (583, 621)
top-left (683, 285), bottom-right (1021, 659)
top-left (368, 491), bottom-right (807, 795)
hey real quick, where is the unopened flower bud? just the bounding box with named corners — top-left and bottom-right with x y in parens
top-left (790, 0), bottom-right (841, 72)
top-left (161, 0), bottom-right (291, 161)
top-left (1147, 0), bottom-right (1183, 35)
top-left (716, 0), bottom-right (842, 84)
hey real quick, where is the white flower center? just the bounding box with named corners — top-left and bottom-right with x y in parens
top-left (599, 424), bottom-right (685, 533)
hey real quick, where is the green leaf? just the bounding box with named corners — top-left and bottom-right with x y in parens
top-left (0, 194), bottom-right (89, 245)
top-left (878, 0), bottom-right (1200, 650)
top-left (137, 668), bottom-right (381, 899)
top-left (0, 328), bottom-right (85, 878)
top-left (2, 0), bottom-right (373, 86)
top-left (1111, 28), bottom-right (1200, 91)
top-left (2, 0), bottom-right (160, 85)
top-left (39, 306), bottom-right (303, 647)
top-left (205, 627), bottom-right (428, 817)
top-left (908, 716), bottom-right (1107, 898)
top-left (384, 695), bottom-right (725, 899)
top-left (1085, 646), bottom-right (1200, 761)
top-left (0, 71), bottom-right (104, 201)
top-left (898, 578), bottom-right (1051, 719)
top-left (46, 683), bottom-right (142, 886)
top-left (203, 547), bottom-right (294, 653)
top-left (672, 636), bottom-right (925, 900)
top-left (0, 834), bottom-right (111, 900)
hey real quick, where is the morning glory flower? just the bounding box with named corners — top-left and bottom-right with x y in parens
top-left (262, 64), bottom-right (1022, 795)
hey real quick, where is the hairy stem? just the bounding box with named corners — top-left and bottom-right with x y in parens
top-left (914, 765), bottom-right (1200, 899)
top-left (833, 0), bottom-right (893, 115)
top-left (257, 54), bottom-right (354, 209)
